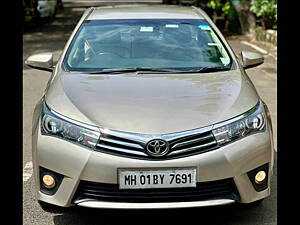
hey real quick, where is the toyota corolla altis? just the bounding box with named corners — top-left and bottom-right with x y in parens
top-left (26, 5), bottom-right (274, 209)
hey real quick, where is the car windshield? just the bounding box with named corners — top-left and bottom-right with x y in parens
top-left (63, 19), bottom-right (233, 73)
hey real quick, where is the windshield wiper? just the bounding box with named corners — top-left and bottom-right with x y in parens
top-left (87, 67), bottom-right (181, 74)
top-left (185, 66), bottom-right (232, 73)
top-left (85, 66), bottom-right (231, 74)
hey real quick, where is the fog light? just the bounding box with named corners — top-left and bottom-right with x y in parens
top-left (255, 171), bottom-right (266, 184)
top-left (42, 174), bottom-right (56, 189)
top-left (247, 163), bottom-right (269, 192)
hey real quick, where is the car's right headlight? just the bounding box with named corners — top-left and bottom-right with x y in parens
top-left (41, 103), bottom-right (100, 149)
top-left (212, 101), bottom-right (266, 146)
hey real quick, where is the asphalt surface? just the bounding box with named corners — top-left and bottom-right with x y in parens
top-left (23, 5), bottom-right (277, 225)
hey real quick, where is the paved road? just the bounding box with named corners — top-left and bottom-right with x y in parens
top-left (23, 5), bottom-right (277, 225)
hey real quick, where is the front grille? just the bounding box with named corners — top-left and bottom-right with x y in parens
top-left (95, 127), bottom-right (219, 159)
top-left (96, 134), bottom-right (147, 157)
top-left (168, 132), bottom-right (217, 157)
top-left (73, 178), bottom-right (239, 203)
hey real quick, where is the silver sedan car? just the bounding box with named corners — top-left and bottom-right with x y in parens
top-left (26, 5), bottom-right (274, 210)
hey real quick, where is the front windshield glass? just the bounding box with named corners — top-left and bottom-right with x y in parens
top-left (63, 19), bottom-right (232, 72)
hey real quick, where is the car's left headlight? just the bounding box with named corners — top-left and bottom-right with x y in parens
top-left (41, 103), bottom-right (100, 149)
top-left (212, 101), bottom-right (266, 146)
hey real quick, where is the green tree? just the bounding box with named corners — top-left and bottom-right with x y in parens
top-left (231, 0), bottom-right (256, 35)
top-left (206, 0), bottom-right (240, 33)
top-left (250, 0), bottom-right (277, 29)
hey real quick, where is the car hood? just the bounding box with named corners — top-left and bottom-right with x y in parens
top-left (45, 69), bottom-right (259, 134)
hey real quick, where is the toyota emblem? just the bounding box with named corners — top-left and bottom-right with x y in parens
top-left (146, 139), bottom-right (169, 157)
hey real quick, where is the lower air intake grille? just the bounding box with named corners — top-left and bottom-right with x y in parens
top-left (73, 178), bottom-right (239, 203)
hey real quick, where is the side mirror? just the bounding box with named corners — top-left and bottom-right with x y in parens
top-left (241, 51), bottom-right (264, 69)
top-left (25, 53), bottom-right (54, 72)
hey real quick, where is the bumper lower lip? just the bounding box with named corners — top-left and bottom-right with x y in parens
top-left (74, 199), bottom-right (236, 209)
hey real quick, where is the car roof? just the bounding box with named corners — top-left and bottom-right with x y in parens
top-left (86, 4), bottom-right (205, 20)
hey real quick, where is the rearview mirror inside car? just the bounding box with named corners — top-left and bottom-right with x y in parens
top-left (241, 51), bottom-right (264, 69)
top-left (25, 53), bottom-right (54, 72)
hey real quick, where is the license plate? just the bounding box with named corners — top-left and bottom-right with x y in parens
top-left (118, 168), bottom-right (197, 189)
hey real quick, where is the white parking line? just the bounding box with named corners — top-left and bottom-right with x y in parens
top-left (241, 41), bottom-right (268, 54)
top-left (23, 161), bottom-right (33, 182)
top-left (241, 41), bottom-right (277, 61)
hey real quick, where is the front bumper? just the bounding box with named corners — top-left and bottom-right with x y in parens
top-left (32, 116), bottom-right (274, 209)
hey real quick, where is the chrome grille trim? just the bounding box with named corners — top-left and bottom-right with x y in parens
top-left (168, 141), bottom-right (217, 156)
top-left (96, 143), bottom-right (148, 156)
top-left (95, 126), bottom-right (218, 159)
top-left (172, 134), bottom-right (214, 149)
top-left (100, 128), bottom-right (152, 144)
top-left (163, 126), bottom-right (213, 142)
top-left (100, 137), bottom-right (144, 150)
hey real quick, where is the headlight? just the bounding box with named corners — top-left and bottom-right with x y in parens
top-left (212, 101), bottom-right (266, 146)
top-left (41, 103), bottom-right (100, 149)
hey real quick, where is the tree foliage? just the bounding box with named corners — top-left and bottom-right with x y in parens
top-left (206, 0), bottom-right (240, 33)
top-left (206, 0), bottom-right (237, 20)
top-left (250, 0), bottom-right (277, 28)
